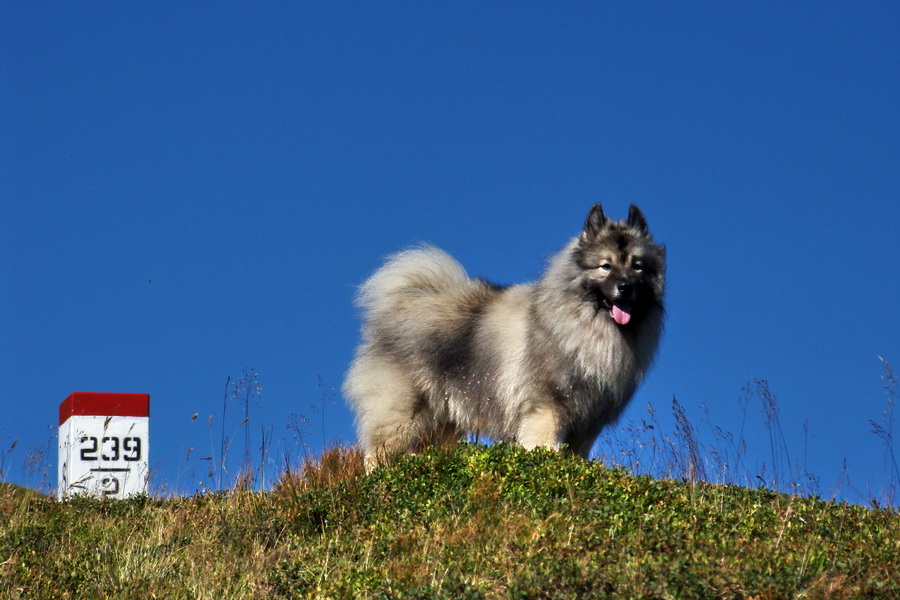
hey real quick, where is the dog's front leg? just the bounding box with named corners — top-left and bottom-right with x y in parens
top-left (516, 404), bottom-right (563, 451)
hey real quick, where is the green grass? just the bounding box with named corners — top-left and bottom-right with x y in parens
top-left (0, 483), bottom-right (47, 504)
top-left (2, 443), bottom-right (899, 599)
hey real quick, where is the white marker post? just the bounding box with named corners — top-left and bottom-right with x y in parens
top-left (58, 392), bottom-right (150, 500)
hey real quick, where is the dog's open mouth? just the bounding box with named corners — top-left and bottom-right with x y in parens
top-left (610, 304), bottom-right (632, 326)
top-left (593, 294), bottom-right (633, 326)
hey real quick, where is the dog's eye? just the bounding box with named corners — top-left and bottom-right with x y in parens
top-left (632, 261), bottom-right (644, 271)
top-left (599, 263), bottom-right (612, 271)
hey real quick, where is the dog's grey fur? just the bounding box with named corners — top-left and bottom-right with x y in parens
top-left (344, 204), bottom-right (666, 468)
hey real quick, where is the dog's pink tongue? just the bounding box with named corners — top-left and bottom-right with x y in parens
top-left (612, 305), bottom-right (631, 326)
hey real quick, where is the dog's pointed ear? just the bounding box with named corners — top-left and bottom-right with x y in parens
top-left (627, 204), bottom-right (649, 235)
top-left (580, 203), bottom-right (607, 244)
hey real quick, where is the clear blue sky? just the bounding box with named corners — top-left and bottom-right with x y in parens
top-left (2, 3), bottom-right (899, 501)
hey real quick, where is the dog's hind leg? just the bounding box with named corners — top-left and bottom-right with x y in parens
top-left (344, 354), bottom-right (422, 471)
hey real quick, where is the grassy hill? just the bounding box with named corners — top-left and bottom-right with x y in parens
top-left (2, 443), bottom-right (899, 599)
top-left (0, 482), bottom-right (47, 504)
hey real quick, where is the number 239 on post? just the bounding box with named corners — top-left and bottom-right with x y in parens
top-left (58, 392), bottom-right (149, 500)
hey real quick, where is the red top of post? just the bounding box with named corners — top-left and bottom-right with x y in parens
top-left (59, 392), bottom-right (150, 425)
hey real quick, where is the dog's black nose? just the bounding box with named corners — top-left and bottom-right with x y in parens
top-left (616, 281), bottom-right (633, 297)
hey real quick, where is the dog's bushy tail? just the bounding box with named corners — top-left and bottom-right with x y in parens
top-left (356, 244), bottom-right (470, 319)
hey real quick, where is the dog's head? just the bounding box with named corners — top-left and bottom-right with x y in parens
top-left (574, 203), bottom-right (666, 325)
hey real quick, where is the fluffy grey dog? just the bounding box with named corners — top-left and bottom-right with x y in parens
top-left (344, 204), bottom-right (666, 469)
